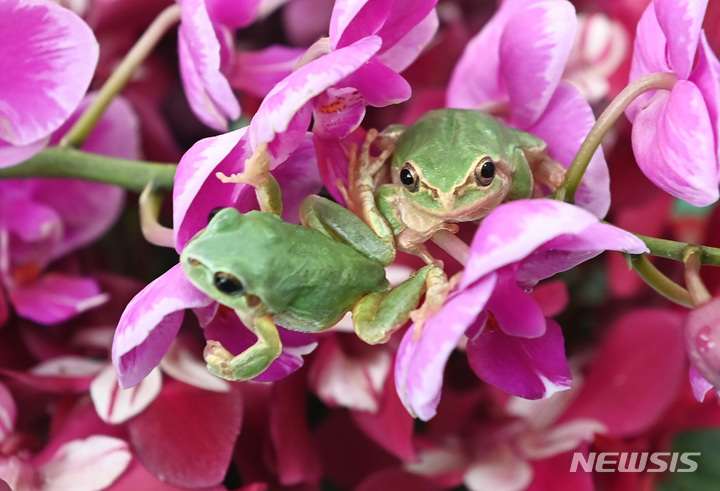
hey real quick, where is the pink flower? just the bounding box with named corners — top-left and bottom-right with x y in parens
top-left (0, 0), bottom-right (98, 167)
top-left (396, 199), bottom-right (648, 420)
top-left (626, 0), bottom-right (720, 206)
top-left (447, 0), bottom-right (610, 218)
top-left (113, 127), bottom-right (322, 389)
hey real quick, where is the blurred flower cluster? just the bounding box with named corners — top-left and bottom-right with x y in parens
top-left (2, 0), bottom-right (720, 489)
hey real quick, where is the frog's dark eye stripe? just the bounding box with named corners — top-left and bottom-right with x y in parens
top-left (475, 157), bottom-right (495, 187)
top-left (213, 272), bottom-right (245, 295)
top-left (400, 162), bottom-right (420, 192)
top-left (207, 206), bottom-right (226, 224)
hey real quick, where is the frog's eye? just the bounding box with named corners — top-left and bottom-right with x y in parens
top-left (475, 157), bottom-right (495, 187)
top-left (213, 272), bottom-right (245, 295)
top-left (207, 206), bottom-right (226, 224)
top-left (400, 162), bottom-right (420, 192)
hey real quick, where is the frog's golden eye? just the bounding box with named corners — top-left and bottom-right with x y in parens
top-left (475, 157), bottom-right (495, 187)
top-left (400, 162), bottom-right (420, 192)
top-left (213, 272), bottom-right (245, 296)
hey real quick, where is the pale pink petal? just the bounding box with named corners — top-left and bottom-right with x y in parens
top-left (654, 0), bottom-right (707, 79)
top-left (249, 35), bottom-right (381, 149)
top-left (467, 319), bottom-right (572, 399)
top-left (231, 45), bottom-right (304, 98)
top-left (9, 273), bottom-right (108, 325)
top-left (525, 83), bottom-right (610, 218)
top-left (178, 0), bottom-right (240, 131)
top-left (0, 382), bottom-right (16, 442)
top-left (500, 0), bottom-right (577, 127)
top-left (205, 0), bottom-right (262, 28)
top-left (631, 82), bottom-right (719, 206)
top-left (38, 436), bottom-right (131, 491)
top-left (127, 379), bottom-right (243, 488)
top-left (395, 275), bottom-right (496, 421)
top-left (0, 138), bottom-right (49, 168)
top-left (690, 32), bottom-right (720, 141)
top-left (689, 365), bottom-right (714, 402)
top-left (283, 0), bottom-right (334, 46)
top-left (329, 0), bottom-right (390, 49)
top-left (0, 0), bottom-right (98, 146)
top-left (2, 193), bottom-right (61, 244)
top-left (464, 446), bottom-right (533, 491)
top-left (519, 419), bottom-right (606, 459)
top-left (0, 357), bottom-right (104, 393)
top-left (159, 342), bottom-right (231, 392)
top-left (90, 364), bottom-right (162, 424)
top-left (628, 1), bottom-right (669, 83)
top-left (112, 264), bottom-right (213, 389)
top-left (685, 296), bottom-right (720, 389)
top-left (376, 8), bottom-right (439, 73)
top-left (312, 87), bottom-right (366, 139)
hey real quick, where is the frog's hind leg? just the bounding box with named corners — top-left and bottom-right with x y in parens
top-left (353, 265), bottom-right (447, 345)
top-left (216, 143), bottom-right (283, 215)
top-left (203, 313), bottom-right (282, 381)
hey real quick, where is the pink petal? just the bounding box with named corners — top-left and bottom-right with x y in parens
top-left (0, 382), bottom-right (16, 442)
top-left (341, 59), bottom-right (412, 107)
top-left (9, 273), bottom-right (108, 325)
top-left (467, 319), bottom-right (572, 399)
top-left (631, 81), bottom-right (719, 206)
top-left (690, 32), bottom-right (720, 142)
top-left (654, 0), bottom-right (707, 79)
top-left (329, 0), bottom-right (391, 49)
top-left (112, 264), bottom-right (213, 389)
top-left (373, 0), bottom-right (437, 56)
top-left (205, 0), bottom-right (262, 28)
top-left (312, 87), bottom-right (366, 139)
top-left (178, 0), bottom-right (240, 131)
top-left (249, 35), bottom-right (381, 149)
top-left (39, 436), bottom-right (131, 491)
top-left (0, 0), bottom-right (98, 146)
top-left (314, 128), bottom-right (367, 205)
top-left (231, 45), bottom-right (305, 98)
top-left (500, 0), bottom-right (577, 127)
top-left (486, 268), bottom-right (546, 338)
top-left (628, 1), bottom-right (670, 84)
top-left (689, 365), bottom-right (714, 402)
top-left (560, 309), bottom-right (686, 437)
top-left (685, 296), bottom-right (720, 389)
top-left (464, 446), bottom-right (533, 491)
top-left (376, 8), bottom-right (439, 73)
top-left (127, 379), bottom-right (243, 488)
top-left (0, 138), bottom-right (49, 168)
top-left (90, 364), bottom-right (162, 424)
top-left (0, 356), bottom-right (104, 393)
top-left (526, 451), bottom-right (594, 491)
top-left (395, 275), bottom-right (496, 421)
top-left (525, 83), bottom-right (610, 218)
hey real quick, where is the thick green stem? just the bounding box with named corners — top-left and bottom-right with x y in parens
top-left (60, 4), bottom-right (182, 148)
top-left (627, 254), bottom-right (694, 308)
top-left (555, 72), bottom-right (679, 203)
top-left (0, 147), bottom-right (176, 192)
top-left (635, 233), bottom-right (720, 267)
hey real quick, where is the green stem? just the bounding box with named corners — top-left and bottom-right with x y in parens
top-left (627, 254), bottom-right (694, 308)
top-left (635, 233), bottom-right (720, 267)
top-left (0, 147), bottom-right (176, 193)
top-left (555, 72), bottom-right (679, 204)
top-left (60, 4), bottom-right (182, 148)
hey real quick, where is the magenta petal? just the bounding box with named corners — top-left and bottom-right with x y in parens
top-left (395, 275), bottom-right (496, 421)
top-left (467, 318), bottom-right (571, 399)
top-left (0, 0), bottom-right (98, 146)
top-left (231, 45), bottom-right (305, 98)
top-left (173, 128), bottom-right (250, 251)
top-left (685, 297), bottom-right (720, 389)
top-left (690, 32), bottom-right (720, 138)
top-left (486, 269), bottom-right (546, 338)
top-left (0, 381), bottom-right (16, 440)
top-left (526, 83), bottom-right (610, 218)
top-left (127, 379), bottom-right (243, 488)
top-left (205, 0), bottom-right (262, 29)
top-left (500, 0), bottom-right (577, 127)
top-left (632, 81), bottom-right (719, 206)
top-left (112, 265), bottom-right (213, 389)
top-left (329, 0), bottom-right (391, 49)
top-left (314, 128), bottom-right (367, 205)
top-left (178, 0), bottom-right (240, 131)
top-left (342, 59), bottom-right (412, 107)
top-left (312, 88), bottom-right (366, 139)
top-left (377, 8), bottom-right (438, 73)
top-left (373, 0), bottom-right (438, 55)
top-left (268, 137), bottom-right (322, 223)
top-left (0, 294), bottom-right (8, 328)
top-left (249, 35), bottom-right (381, 149)
top-left (9, 273), bottom-right (107, 325)
top-left (654, 0), bottom-right (707, 79)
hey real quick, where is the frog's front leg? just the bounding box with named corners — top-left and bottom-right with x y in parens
top-left (203, 313), bottom-right (282, 381)
top-left (353, 265), bottom-right (448, 344)
top-left (523, 145), bottom-right (566, 194)
top-left (216, 143), bottom-right (283, 215)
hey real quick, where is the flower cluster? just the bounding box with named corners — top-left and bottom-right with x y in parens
top-left (1, 0), bottom-right (720, 489)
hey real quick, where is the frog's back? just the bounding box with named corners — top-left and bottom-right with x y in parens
top-left (214, 211), bottom-right (388, 330)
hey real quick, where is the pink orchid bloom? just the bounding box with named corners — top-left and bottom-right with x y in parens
top-left (113, 127), bottom-right (322, 389)
top-left (396, 199), bottom-right (649, 421)
top-left (0, 95), bottom-right (134, 326)
top-left (447, 0), bottom-right (610, 218)
top-left (0, 0), bottom-right (98, 168)
top-left (626, 0), bottom-right (720, 207)
top-left (248, 0), bottom-right (439, 162)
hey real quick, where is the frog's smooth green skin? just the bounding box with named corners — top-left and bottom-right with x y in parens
top-left (180, 148), bottom-right (443, 381)
top-left (366, 109), bottom-right (566, 263)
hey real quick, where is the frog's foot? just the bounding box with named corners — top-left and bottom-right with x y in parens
top-left (203, 314), bottom-right (282, 381)
top-left (530, 156), bottom-right (566, 193)
top-left (409, 268), bottom-right (459, 340)
top-left (396, 223), bottom-right (459, 267)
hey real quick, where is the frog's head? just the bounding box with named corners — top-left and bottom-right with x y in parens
top-left (180, 207), bottom-right (268, 317)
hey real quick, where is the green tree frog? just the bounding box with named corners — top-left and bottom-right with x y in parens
top-left (180, 146), bottom-right (446, 381)
top-left (343, 108), bottom-right (566, 264)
